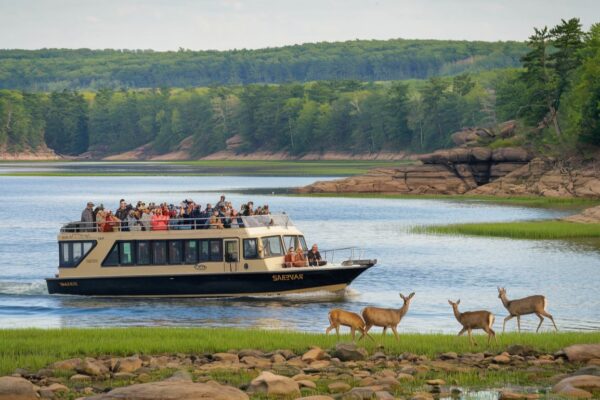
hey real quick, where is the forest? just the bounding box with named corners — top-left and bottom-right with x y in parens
top-left (0, 19), bottom-right (598, 158)
top-left (0, 39), bottom-right (527, 91)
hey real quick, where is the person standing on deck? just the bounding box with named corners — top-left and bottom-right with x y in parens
top-left (81, 202), bottom-right (95, 231)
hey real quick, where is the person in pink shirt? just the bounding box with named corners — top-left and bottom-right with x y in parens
top-left (151, 208), bottom-right (170, 231)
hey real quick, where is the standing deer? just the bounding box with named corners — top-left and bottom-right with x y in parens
top-left (497, 287), bottom-right (558, 333)
top-left (326, 309), bottom-right (374, 341)
top-left (448, 299), bottom-right (497, 346)
top-left (361, 292), bottom-right (415, 340)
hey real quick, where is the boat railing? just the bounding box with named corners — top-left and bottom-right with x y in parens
top-left (60, 213), bottom-right (292, 233)
top-left (318, 247), bottom-right (366, 265)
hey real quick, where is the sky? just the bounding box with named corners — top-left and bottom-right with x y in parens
top-left (0, 0), bottom-right (598, 51)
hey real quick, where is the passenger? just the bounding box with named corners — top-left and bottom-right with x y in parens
top-left (294, 247), bottom-right (306, 268)
top-left (139, 208), bottom-right (151, 231)
top-left (80, 202), bottom-right (95, 231)
top-left (96, 210), bottom-right (107, 232)
top-left (151, 209), bottom-right (169, 231)
top-left (209, 209), bottom-right (224, 229)
top-left (307, 244), bottom-right (325, 266)
top-left (115, 199), bottom-right (129, 221)
top-left (284, 247), bottom-right (295, 268)
top-left (215, 195), bottom-right (226, 210)
top-left (105, 211), bottom-right (121, 232)
top-left (127, 210), bottom-right (141, 232)
top-left (243, 201), bottom-right (254, 216)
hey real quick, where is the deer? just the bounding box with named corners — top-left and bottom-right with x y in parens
top-left (497, 287), bottom-right (558, 333)
top-left (361, 292), bottom-right (415, 340)
top-left (325, 309), bottom-right (374, 341)
top-left (448, 299), bottom-right (497, 346)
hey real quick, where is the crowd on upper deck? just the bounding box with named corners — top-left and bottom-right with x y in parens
top-left (80, 195), bottom-right (272, 232)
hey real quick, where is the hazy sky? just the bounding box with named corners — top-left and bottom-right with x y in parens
top-left (0, 0), bottom-right (598, 51)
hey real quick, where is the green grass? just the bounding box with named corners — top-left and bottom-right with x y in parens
top-left (0, 160), bottom-right (413, 177)
top-left (414, 220), bottom-right (600, 239)
top-left (1, 328), bottom-right (598, 376)
top-left (295, 193), bottom-right (600, 209)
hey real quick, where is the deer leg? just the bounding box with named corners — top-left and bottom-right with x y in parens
top-left (468, 328), bottom-right (476, 346)
top-left (516, 316), bottom-right (521, 333)
top-left (484, 327), bottom-right (496, 345)
top-left (382, 327), bottom-right (388, 336)
top-left (503, 315), bottom-right (514, 333)
top-left (391, 326), bottom-right (399, 341)
top-left (364, 324), bottom-right (372, 335)
top-left (325, 325), bottom-right (333, 335)
top-left (457, 327), bottom-right (466, 336)
top-left (335, 325), bottom-right (340, 339)
top-left (350, 327), bottom-right (356, 341)
top-left (535, 313), bottom-right (544, 333)
top-left (540, 310), bottom-right (558, 331)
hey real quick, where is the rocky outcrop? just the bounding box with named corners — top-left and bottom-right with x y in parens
top-left (562, 344), bottom-right (600, 362)
top-left (298, 146), bottom-right (532, 195)
top-left (87, 380), bottom-right (249, 400)
top-left (0, 143), bottom-right (62, 161)
top-left (0, 376), bottom-right (39, 400)
top-left (470, 157), bottom-right (600, 198)
top-left (564, 206), bottom-right (600, 223)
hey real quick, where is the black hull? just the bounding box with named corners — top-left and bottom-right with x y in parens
top-left (45, 265), bottom-right (373, 297)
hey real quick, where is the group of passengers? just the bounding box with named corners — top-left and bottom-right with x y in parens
top-left (80, 195), bottom-right (271, 233)
top-left (284, 244), bottom-right (325, 268)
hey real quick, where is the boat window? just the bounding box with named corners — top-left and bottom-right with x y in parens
top-left (169, 240), bottom-right (183, 264)
top-left (119, 242), bottom-right (134, 265)
top-left (283, 235), bottom-right (296, 251)
top-left (184, 240), bottom-right (198, 264)
top-left (60, 240), bottom-right (97, 268)
top-left (243, 239), bottom-right (258, 259)
top-left (152, 241), bottom-right (167, 265)
top-left (299, 236), bottom-right (307, 251)
top-left (261, 236), bottom-right (284, 257)
top-left (210, 240), bottom-right (222, 261)
top-left (199, 240), bottom-right (210, 262)
top-left (103, 243), bottom-right (119, 267)
top-left (136, 241), bottom-right (151, 265)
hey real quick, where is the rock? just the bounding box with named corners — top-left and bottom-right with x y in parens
top-left (375, 391), bottom-right (394, 400)
top-left (425, 379), bottom-right (446, 386)
top-left (493, 354), bottom-right (511, 364)
top-left (237, 349), bottom-right (265, 358)
top-left (328, 381), bottom-right (352, 393)
top-left (295, 396), bottom-right (335, 400)
top-left (167, 370), bottom-right (193, 382)
top-left (396, 373), bottom-right (415, 381)
top-left (240, 355), bottom-right (271, 368)
top-left (553, 384), bottom-right (592, 398)
top-left (499, 391), bottom-right (540, 400)
top-left (212, 353), bottom-right (239, 363)
top-left (506, 345), bottom-right (536, 357)
top-left (113, 372), bottom-right (136, 379)
top-left (410, 392), bottom-right (434, 400)
top-left (451, 128), bottom-right (494, 146)
top-left (271, 354), bottom-right (286, 363)
top-left (307, 360), bottom-right (330, 370)
top-left (334, 343), bottom-right (368, 362)
top-left (572, 366), bottom-right (600, 377)
top-left (272, 364), bottom-right (303, 377)
top-left (137, 373), bottom-right (152, 383)
top-left (0, 376), bottom-right (39, 400)
top-left (342, 387), bottom-right (374, 399)
top-left (77, 358), bottom-right (109, 377)
top-left (112, 355), bottom-right (143, 373)
top-left (564, 205), bottom-right (600, 224)
top-left (247, 371), bottom-right (300, 397)
top-left (86, 380), bottom-right (248, 399)
top-left (302, 347), bottom-right (326, 363)
top-left (51, 358), bottom-right (82, 371)
top-left (439, 352), bottom-right (458, 360)
top-left (499, 120), bottom-right (518, 138)
top-left (563, 344), bottom-right (600, 362)
top-left (70, 374), bottom-right (92, 382)
top-left (297, 380), bottom-right (317, 389)
top-left (492, 147), bottom-right (530, 162)
top-left (553, 375), bottom-right (600, 393)
top-left (45, 383), bottom-right (69, 393)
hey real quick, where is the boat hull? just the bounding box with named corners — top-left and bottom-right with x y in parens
top-left (45, 264), bottom-right (374, 297)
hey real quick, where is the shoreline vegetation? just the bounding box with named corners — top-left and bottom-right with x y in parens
top-left (2, 328), bottom-right (600, 399)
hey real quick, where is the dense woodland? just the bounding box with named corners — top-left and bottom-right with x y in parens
top-left (0, 39), bottom-right (527, 91)
top-left (0, 21), bottom-right (598, 157)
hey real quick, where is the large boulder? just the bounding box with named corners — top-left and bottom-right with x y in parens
top-left (247, 371), bottom-right (300, 397)
top-left (77, 357), bottom-right (109, 376)
top-left (111, 355), bottom-right (143, 373)
top-left (334, 343), bottom-right (368, 361)
top-left (87, 380), bottom-right (248, 400)
top-left (563, 344), bottom-right (600, 362)
top-left (0, 376), bottom-right (39, 400)
top-left (491, 147), bottom-right (531, 162)
top-left (553, 375), bottom-right (600, 393)
top-left (302, 347), bottom-right (326, 363)
top-left (451, 127), bottom-right (495, 146)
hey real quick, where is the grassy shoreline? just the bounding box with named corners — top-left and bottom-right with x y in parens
top-left (414, 220), bottom-right (600, 240)
top-left (2, 328), bottom-right (599, 376)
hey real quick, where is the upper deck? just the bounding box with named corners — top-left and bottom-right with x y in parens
top-left (60, 214), bottom-right (293, 234)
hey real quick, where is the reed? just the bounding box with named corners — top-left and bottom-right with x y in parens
top-left (0, 328), bottom-right (598, 375)
top-left (414, 220), bottom-right (600, 239)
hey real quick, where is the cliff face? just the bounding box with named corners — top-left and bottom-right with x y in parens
top-left (297, 147), bottom-right (532, 195)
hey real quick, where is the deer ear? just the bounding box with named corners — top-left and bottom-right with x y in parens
top-left (457, 299), bottom-right (461, 305)
top-left (409, 292), bottom-right (415, 299)
top-left (447, 300), bottom-right (452, 305)
top-left (399, 293), bottom-right (405, 300)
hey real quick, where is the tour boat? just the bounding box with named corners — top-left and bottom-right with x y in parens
top-left (45, 214), bottom-right (376, 297)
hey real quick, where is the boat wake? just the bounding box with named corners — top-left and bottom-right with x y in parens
top-left (0, 280), bottom-right (48, 296)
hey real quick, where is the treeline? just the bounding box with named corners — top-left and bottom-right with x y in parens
top-left (495, 18), bottom-right (600, 147)
top-left (0, 75), bottom-right (499, 155)
top-left (0, 39), bottom-right (527, 91)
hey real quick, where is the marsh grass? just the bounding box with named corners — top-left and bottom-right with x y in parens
top-left (414, 221), bottom-right (600, 239)
top-left (1, 328), bottom-right (598, 375)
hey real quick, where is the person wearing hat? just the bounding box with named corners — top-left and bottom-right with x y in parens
top-left (81, 202), bottom-right (95, 232)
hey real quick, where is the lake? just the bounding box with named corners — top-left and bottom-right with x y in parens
top-left (0, 174), bottom-right (599, 333)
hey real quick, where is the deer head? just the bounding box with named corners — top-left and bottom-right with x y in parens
top-left (399, 292), bottom-right (415, 306)
top-left (497, 287), bottom-right (506, 299)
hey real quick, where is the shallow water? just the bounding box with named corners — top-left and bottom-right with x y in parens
top-left (0, 175), bottom-right (598, 332)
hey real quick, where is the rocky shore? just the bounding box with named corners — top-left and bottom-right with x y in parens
top-left (3, 343), bottom-right (600, 399)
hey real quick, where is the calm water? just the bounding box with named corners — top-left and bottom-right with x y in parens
top-left (0, 175), bottom-right (599, 333)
